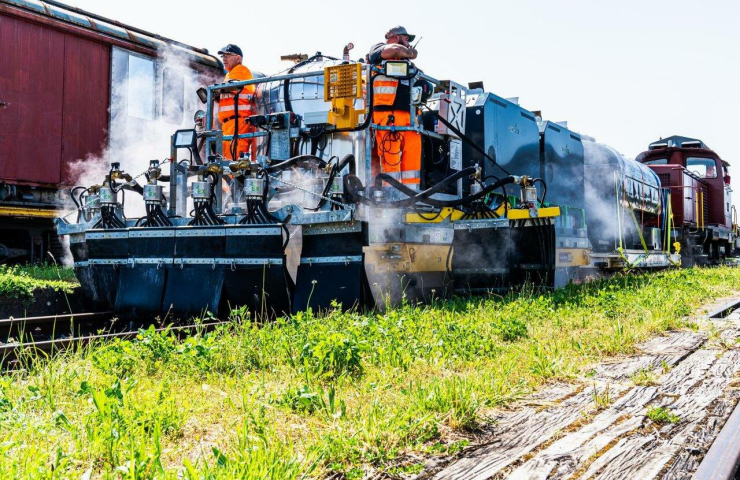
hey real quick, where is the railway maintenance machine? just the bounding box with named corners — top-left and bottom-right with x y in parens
top-left (58, 52), bottom-right (683, 317)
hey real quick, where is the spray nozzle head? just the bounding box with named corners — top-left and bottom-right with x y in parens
top-left (206, 163), bottom-right (223, 174)
top-left (473, 164), bottom-right (482, 180)
top-left (511, 175), bottom-right (532, 186)
top-left (147, 160), bottom-right (162, 183)
top-left (228, 160), bottom-right (251, 174)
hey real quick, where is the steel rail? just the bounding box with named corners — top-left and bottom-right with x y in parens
top-left (693, 398), bottom-right (740, 480)
top-left (705, 298), bottom-right (740, 319)
top-left (0, 311), bottom-right (114, 329)
top-left (692, 297), bottom-right (740, 479)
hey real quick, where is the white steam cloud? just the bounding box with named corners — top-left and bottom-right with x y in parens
top-left (65, 45), bottom-right (221, 218)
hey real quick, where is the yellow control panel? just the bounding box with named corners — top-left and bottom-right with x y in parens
top-left (324, 64), bottom-right (363, 129)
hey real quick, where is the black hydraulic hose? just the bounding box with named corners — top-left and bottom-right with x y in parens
top-left (365, 167), bottom-right (481, 208)
top-left (482, 175), bottom-right (509, 217)
top-left (307, 154), bottom-right (356, 211)
top-left (345, 171), bottom-right (516, 209)
top-left (533, 177), bottom-right (547, 205)
top-left (229, 86), bottom-right (243, 161)
top-left (336, 153), bottom-right (356, 175)
top-left (382, 172), bottom-right (514, 211)
top-left (94, 206), bottom-right (125, 229)
top-left (70, 186), bottom-right (86, 210)
top-left (374, 166), bottom-right (476, 196)
top-left (264, 155), bottom-right (328, 174)
top-left (142, 203), bottom-right (173, 227)
top-left (130, 183), bottom-right (144, 196)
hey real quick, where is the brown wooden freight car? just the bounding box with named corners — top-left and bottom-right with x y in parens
top-left (0, 0), bottom-right (223, 262)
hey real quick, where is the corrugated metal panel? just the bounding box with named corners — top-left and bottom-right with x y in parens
top-left (60, 33), bottom-right (109, 184)
top-left (0, 13), bottom-right (65, 184)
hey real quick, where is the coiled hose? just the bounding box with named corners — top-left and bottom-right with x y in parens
top-left (344, 168), bottom-right (517, 209)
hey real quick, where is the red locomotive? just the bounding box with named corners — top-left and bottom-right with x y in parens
top-left (0, 0), bottom-right (222, 263)
top-left (638, 136), bottom-right (737, 266)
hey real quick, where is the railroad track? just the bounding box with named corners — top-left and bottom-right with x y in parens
top-left (692, 298), bottom-right (740, 480)
top-left (0, 311), bottom-right (230, 367)
top-left (694, 400), bottom-right (740, 479)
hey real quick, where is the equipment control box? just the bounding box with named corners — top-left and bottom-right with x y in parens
top-left (428, 80), bottom-right (467, 138)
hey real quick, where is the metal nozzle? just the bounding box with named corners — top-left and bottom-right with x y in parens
top-left (229, 160), bottom-right (251, 173)
top-left (206, 163), bottom-right (223, 174)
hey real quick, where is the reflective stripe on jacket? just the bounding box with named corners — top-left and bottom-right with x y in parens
top-left (372, 74), bottom-right (399, 107)
top-left (217, 64), bottom-right (255, 123)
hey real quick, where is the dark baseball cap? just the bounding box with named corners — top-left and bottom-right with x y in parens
top-left (386, 26), bottom-right (415, 42)
top-left (218, 44), bottom-right (243, 57)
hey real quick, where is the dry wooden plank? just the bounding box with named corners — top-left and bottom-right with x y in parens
top-left (637, 331), bottom-right (705, 356)
top-left (659, 349), bottom-right (717, 396)
top-left (577, 434), bottom-right (655, 479)
top-left (430, 333), bottom-right (707, 480)
top-left (419, 316), bottom-right (740, 480)
top-left (507, 388), bottom-right (657, 480)
top-left (661, 392), bottom-right (740, 480)
top-left (594, 355), bottom-right (671, 380)
top-left (519, 383), bottom-right (580, 407)
top-left (559, 415), bottom-right (645, 478)
top-left (605, 422), bottom-right (698, 480)
top-left (669, 351), bottom-right (740, 418)
top-left (430, 407), bottom-right (583, 480)
top-left (580, 349), bottom-right (738, 479)
top-left (430, 388), bottom-right (601, 480)
top-left (574, 421), bottom-right (698, 480)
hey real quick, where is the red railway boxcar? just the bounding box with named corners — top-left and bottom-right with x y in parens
top-left (638, 135), bottom-right (738, 266)
top-left (0, 0), bottom-right (223, 263)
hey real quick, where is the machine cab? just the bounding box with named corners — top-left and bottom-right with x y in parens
top-left (638, 136), bottom-right (732, 229)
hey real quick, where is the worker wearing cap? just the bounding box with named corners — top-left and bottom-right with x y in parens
top-left (216, 44), bottom-right (255, 160)
top-left (367, 26), bottom-right (421, 189)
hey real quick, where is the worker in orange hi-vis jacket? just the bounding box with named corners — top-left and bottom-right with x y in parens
top-left (216, 44), bottom-right (255, 160)
top-left (367, 26), bottom-right (422, 189)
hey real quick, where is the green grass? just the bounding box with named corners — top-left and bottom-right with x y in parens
top-left (646, 406), bottom-right (680, 424)
top-left (630, 368), bottom-right (658, 386)
top-left (0, 264), bottom-right (77, 300)
top-left (0, 267), bottom-right (738, 479)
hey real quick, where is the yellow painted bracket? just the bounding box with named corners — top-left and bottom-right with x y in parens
top-left (0, 205), bottom-right (59, 219)
top-left (405, 207), bottom-right (465, 223)
top-left (407, 206), bottom-right (561, 223)
top-left (507, 206), bottom-right (561, 220)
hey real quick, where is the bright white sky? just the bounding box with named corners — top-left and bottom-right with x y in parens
top-left (71, 0), bottom-right (740, 202)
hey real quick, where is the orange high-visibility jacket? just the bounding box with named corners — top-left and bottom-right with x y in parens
top-left (372, 75), bottom-right (400, 107)
top-left (217, 64), bottom-right (256, 123)
top-left (370, 64), bottom-right (420, 186)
